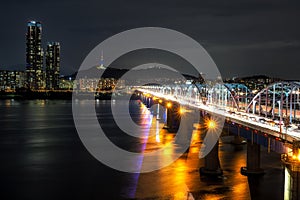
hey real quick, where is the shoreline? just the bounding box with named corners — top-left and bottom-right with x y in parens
top-left (0, 91), bottom-right (138, 100)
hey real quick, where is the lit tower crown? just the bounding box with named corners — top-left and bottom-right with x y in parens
top-left (97, 50), bottom-right (106, 70)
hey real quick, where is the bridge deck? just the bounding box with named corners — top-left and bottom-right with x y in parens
top-left (137, 88), bottom-right (300, 144)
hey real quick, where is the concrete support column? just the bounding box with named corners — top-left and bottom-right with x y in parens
top-left (284, 166), bottom-right (300, 200)
top-left (146, 97), bottom-right (153, 108)
top-left (174, 111), bottom-right (196, 154)
top-left (200, 140), bottom-right (223, 176)
top-left (231, 126), bottom-right (246, 145)
top-left (247, 142), bottom-right (260, 170)
top-left (166, 103), bottom-right (180, 132)
top-left (241, 142), bottom-right (264, 176)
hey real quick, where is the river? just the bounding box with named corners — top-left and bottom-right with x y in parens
top-left (0, 99), bottom-right (288, 199)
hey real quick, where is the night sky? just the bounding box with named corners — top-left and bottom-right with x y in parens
top-left (1, 0), bottom-right (300, 79)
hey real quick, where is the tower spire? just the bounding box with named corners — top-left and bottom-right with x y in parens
top-left (97, 50), bottom-right (106, 69)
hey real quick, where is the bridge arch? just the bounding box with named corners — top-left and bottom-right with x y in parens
top-left (162, 86), bottom-right (172, 95)
top-left (186, 84), bottom-right (202, 104)
top-left (173, 84), bottom-right (185, 98)
top-left (206, 83), bottom-right (249, 111)
top-left (207, 84), bottom-right (238, 110)
top-left (246, 81), bottom-right (300, 123)
top-left (224, 83), bottom-right (251, 112)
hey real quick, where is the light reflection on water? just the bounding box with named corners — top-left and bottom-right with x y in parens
top-left (130, 100), bottom-right (286, 200)
top-left (0, 100), bottom-right (289, 200)
top-left (132, 110), bottom-right (250, 199)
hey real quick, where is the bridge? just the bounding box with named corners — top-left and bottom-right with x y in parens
top-left (131, 81), bottom-right (300, 176)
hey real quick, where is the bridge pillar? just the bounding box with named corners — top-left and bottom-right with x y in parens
top-left (231, 126), bottom-right (246, 145)
top-left (284, 165), bottom-right (300, 200)
top-left (199, 140), bottom-right (223, 176)
top-left (166, 103), bottom-right (180, 132)
top-left (141, 95), bottom-right (148, 106)
top-left (174, 111), bottom-right (197, 154)
top-left (146, 97), bottom-right (153, 108)
top-left (241, 142), bottom-right (264, 176)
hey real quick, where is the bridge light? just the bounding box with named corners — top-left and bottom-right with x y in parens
top-left (179, 107), bottom-right (186, 115)
top-left (159, 99), bottom-right (163, 104)
top-left (167, 102), bottom-right (172, 108)
top-left (207, 120), bottom-right (217, 129)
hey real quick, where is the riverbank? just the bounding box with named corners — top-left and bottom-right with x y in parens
top-left (0, 91), bottom-right (115, 100)
top-left (0, 91), bottom-right (73, 100)
top-left (0, 91), bottom-right (140, 100)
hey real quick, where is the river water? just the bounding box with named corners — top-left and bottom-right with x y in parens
top-left (0, 99), bottom-right (288, 199)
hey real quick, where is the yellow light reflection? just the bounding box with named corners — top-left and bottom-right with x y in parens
top-left (172, 159), bottom-right (188, 200)
top-left (155, 120), bottom-right (160, 143)
top-left (4, 99), bottom-right (11, 107)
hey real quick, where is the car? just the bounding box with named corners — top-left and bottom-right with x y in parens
top-left (266, 120), bottom-right (276, 126)
top-left (242, 114), bottom-right (248, 119)
top-left (258, 118), bottom-right (266, 123)
top-left (227, 110), bottom-right (235, 115)
top-left (274, 120), bottom-right (283, 127)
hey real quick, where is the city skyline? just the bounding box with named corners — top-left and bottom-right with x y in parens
top-left (0, 0), bottom-right (300, 80)
top-left (25, 21), bottom-right (60, 90)
top-left (2, 2), bottom-right (300, 198)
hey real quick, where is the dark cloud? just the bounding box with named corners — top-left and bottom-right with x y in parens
top-left (0, 0), bottom-right (300, 79)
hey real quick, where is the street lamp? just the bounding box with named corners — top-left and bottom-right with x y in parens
top-left (167, 102), bottom-right (172, 108)
top-left (207, 120), bottom-right (216, 129)
top-left (178, 107), bottom-right (188, 115)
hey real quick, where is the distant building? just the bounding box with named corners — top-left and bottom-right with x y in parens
top-left (46, 42), bottom-right (60, 90)
top-left (78, 78), bottom-right (99, 91)
top-left (226, 75), bottom-right (281, 92)
top-left (76, 77), bottom-right (123, 92)
top-left (26, 21), bottom-right (44, 89)
top-left (0, 70), bottom-right (26, 91)
top-left (97, 78), bottom-right (118, 91)
top-left (59, 76), bottom-right (74, 90)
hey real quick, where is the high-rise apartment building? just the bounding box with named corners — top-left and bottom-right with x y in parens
top-left (0, 70), bottom-right (26, 90)
top-left (46, 42), bottom-right (60, 90)
top-left (26, 21), bottom-right (44, 89)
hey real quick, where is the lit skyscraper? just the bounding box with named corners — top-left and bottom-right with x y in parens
top-left (26, 21), bottom-right (44, 89)
top-left (46, 42), bottom-right (60, 90)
